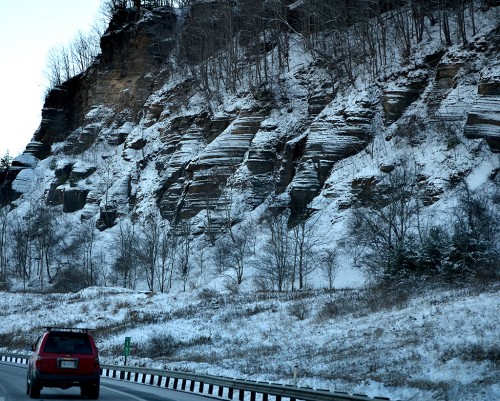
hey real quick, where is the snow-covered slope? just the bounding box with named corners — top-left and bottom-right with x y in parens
top-left (1, 285), bottom-right (499, 401)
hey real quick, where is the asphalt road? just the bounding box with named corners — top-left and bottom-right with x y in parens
top-left (0, 362), bottom-right (220, 401)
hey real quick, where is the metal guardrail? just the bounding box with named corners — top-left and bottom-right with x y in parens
top-left (0, 353), bottom-right (30, 365)
top-left (0, 352), bottom-right (394, 401)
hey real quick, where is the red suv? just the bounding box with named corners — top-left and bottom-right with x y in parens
top-left (26, 327), bottom-right (100, 399)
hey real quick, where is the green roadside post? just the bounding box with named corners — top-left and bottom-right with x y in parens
top-left (124, 336), bottom-right (131, 365)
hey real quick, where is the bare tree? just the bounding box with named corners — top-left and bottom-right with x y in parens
top-left (156, 223), bottom-right (175, 292)
top-left (95, 250), bottom-right (110, 287)
top-left (176, 221), bottom-right (192, 291)
top-left (79, 219), bottom-right (99, 286)
top-left (71, 30), bottom-right (99, 73)
top-left (44, 27), bottom-right (100, 91)
top-left (0, 207), bottom-right (9, 287)
top-left (113, 220), bottom-right (140, 289)
top-left (98, 155), bottom-right (116, 229)
top-left (45, 45), bottom-right (65, 88)
top-left (214, 235), bottom-right (232, 274)
top-left (138, 215), bottom-right (162, 291)
top-left (216, 220), bottom-right (256, 285)
top-left (10, 212), bottom-right (32, 290)
top-left (392, 7), bottom-right (413, 63)
top-left (290, 211), bottom-right (324, 290)
top-left (27, 201), bottom-right (64, 289)
top-left (320, 248), bottom-right (339, 291)
top-left (258, 210), bottom-right (294, 291)
top-left (436, 0), bottom-right (453, 46)
top-left (50, 217), bottom-right (102, 291)
top-left (52, 233), bottom-right (87, 292)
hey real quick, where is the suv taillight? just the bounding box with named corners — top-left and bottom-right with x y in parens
top-left (34, 355), bottom-right (43, 370)
top-left (94, 357), bottom-right (100, 370)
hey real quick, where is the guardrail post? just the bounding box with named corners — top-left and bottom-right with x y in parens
top-left (199, 381), bottom-right (205, 393)
top-left (208, 383), bottom-right (214, 395)
top-left (238, 388), bottom-right (245, 401)
top-left (120, 370), bottom-right (125, 380)
top-left (263, 393), bottom-right (269, 401)
top-left (218, 385), bottom-right (224, 397)
top-left (190, 380), bottom-right (195, 392)
top-left (173, 378), bottom-right (178, 389)
top-left (156, 375), bottom-right (162, 386)
top-left (228, 387), bottom-right (234, 399)
top-left (165, 377), bottom-right (170, 388)
top-left (251, 390), bottom-right (256, 401)
top-left (181, 378), bottom-right (187, 390)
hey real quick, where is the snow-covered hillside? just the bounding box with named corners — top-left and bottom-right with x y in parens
top-left (1, 285), bottom-right (499, 401)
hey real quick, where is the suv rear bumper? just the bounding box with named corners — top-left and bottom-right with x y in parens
top-left (33, 371), bottom-right (100, 388)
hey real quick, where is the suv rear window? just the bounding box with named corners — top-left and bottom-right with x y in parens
top-left (43, 333), bottom-right (93, 354)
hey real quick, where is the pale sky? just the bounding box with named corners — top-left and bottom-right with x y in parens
top-left (0, 0), bottom-right (102, 159)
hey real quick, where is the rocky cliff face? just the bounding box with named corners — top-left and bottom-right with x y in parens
top-left (464, 28), bottom-right (500, 150)
top-left (1, 3), bottom-right (499, 244)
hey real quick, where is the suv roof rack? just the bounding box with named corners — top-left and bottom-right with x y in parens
top-left (45, 327), bottom-right (91, 333)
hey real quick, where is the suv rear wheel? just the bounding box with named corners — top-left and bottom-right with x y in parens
top-left (81, 383), bottom-right (100, 399)
top-left (27, 372), bottom-right (41, 399)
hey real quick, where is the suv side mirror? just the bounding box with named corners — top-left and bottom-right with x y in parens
top-left (24, 344), bottom-right (34, 352)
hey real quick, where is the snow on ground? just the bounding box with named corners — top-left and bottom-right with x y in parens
top-left (1, 284), bottom-right (499, 401)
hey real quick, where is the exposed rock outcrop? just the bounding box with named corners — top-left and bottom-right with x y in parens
top-left (33, 7), bottom-right (178, 160)
top-left (0, 153), bottom-right (40, 206)
top-left (1, 2), bottom-right (498, 241)
top-left (465, 67), bottom-right (500, 152)
top-left (383, 70), bottom-right (428, 124)
top-left (158, 113), bottom-right (266, 223)
top-left (289, 99), bottom-right (375, 216)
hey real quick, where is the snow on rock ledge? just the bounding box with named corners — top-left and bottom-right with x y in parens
top-left (11, 168), bottom-right (36, 194)
top-left (11, 153), bottom-right (38, 169)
